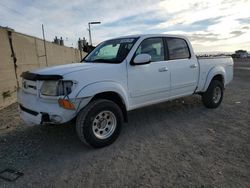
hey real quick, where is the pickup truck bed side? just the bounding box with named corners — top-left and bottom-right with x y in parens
top-left (196, 56), bottom-right (234, 92)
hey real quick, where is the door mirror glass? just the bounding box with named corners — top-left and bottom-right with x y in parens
top-left (133, 54), bottom-right (151, 65)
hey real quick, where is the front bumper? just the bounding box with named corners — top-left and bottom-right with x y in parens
top-left (17, 88), bottom-right (82, 125)
top-left (19, 105), bottom-right (43, 125)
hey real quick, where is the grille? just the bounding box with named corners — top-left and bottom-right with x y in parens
top-left (22, 79), bottom-right (37, 94)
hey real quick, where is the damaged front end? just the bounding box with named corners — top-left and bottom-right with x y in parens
top-left (17, 71), bottom-right (80, 125)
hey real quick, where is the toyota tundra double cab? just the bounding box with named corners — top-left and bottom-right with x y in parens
top-left (18, 34), bottom-right (233, 148)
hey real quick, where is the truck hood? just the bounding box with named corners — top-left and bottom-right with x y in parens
top-left (32, 62), bottom-right (102, 76)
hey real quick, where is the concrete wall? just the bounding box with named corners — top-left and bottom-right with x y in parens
top-left (0, 27), bottom-right (86, 109)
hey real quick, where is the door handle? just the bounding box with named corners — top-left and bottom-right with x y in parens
top-left (158, 67), bottom-right (168, 72)
top-left (190, 64), bottom-right (198, 68)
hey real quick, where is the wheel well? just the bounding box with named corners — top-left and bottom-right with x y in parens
top-left (91, 92), bottom-right (128, 122)
top-left (212, 74), bottom-right (224, 84)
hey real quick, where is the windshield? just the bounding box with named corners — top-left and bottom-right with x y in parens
top-left (83, 38), bottom-right (138, 63)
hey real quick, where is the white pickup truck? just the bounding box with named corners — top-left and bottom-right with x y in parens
top-left (18, 34), bottom-right (233, 147)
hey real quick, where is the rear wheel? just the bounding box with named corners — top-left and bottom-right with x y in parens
top-left (76, 99), bottom-right (123, 148)
top-left (202, 80), bottom-right (224, 108)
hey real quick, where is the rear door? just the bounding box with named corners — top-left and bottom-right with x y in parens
top-left (165, 37), bottom-right (199, 97)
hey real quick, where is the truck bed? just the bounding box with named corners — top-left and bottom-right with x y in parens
top-left (196, 56), bottom-right (234, 92)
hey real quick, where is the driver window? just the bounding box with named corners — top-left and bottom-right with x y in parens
top-left (135, 38), bottom-right (164, 62)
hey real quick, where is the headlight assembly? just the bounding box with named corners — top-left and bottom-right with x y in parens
top-left (58, 81), bottom-right (73, 96)
top-left (40, 81), bottom-right (58, 96)
top-left (40, 80), bottom-right (73, 96)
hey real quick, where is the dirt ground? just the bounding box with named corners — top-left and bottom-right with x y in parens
top-left (0, 60), bottom-right (249, 188)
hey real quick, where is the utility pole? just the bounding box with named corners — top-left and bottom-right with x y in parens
top-left (88, 23), bottom-right (92, 46)
top-left (42, 24), bottom-right (48, 66)
top-left (88, 22), bottom-right (101, 46)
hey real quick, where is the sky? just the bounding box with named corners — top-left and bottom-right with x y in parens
top-left (0, 0), bottom-right (250, 53)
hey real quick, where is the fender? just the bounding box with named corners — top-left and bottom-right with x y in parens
top-left (75, 81), bottom-right (129, 111)
top-left (203, 66), bottom-right (226, 91)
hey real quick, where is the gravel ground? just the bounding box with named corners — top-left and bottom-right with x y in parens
top-left (0, 60), bottom-right (249, 188)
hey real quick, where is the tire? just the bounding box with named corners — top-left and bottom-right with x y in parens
top-left (202, 80), bottom-right (224, 108)
top-left (76, 99), bottom-right (123, 148)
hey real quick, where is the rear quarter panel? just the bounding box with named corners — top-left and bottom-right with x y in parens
top-left (197, 57), bottom-right (234, 92)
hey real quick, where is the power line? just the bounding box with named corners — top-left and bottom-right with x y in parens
top-left (0, 2), bottom-right (80, 47)
top-left (0, 2), bottom-right (24, 16)
top-left (0, 1), bottom-right (75, 38)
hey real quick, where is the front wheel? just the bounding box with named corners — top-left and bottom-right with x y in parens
top-left (202, 80), bottom-right (224, 108)
top-left (76, 99), bottom-right (123, 148)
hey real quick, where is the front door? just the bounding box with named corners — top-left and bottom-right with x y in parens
top-left (127, 37), bottom-right (171, 107)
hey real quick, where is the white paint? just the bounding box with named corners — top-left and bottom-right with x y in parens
top-left (17, 34), bottom-right (234, 125)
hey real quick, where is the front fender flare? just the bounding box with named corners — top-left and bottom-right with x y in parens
top-left (75, 81), bottom-right (129, 112)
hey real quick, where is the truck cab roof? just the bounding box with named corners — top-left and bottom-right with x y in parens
top-left (111, 34), bottom-right (189, 40)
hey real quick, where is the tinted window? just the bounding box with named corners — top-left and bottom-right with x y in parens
top-left (167, 38), bottom-right (190, 60)
top-left (135, 38), bottom-right (165, 62)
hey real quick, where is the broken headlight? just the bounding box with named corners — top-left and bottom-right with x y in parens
top-left (40, 80), bottom-right (73, 96)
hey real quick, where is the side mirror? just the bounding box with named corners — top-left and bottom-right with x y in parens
top-left (133, 54), bottom-right (151, 65)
